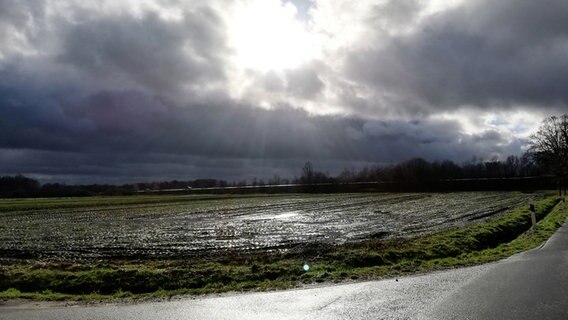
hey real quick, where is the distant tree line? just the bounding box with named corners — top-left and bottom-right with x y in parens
top-left (0, 176), bottom-right (231, 198)
top-left (2, 113), bottom-right (566, 198)
top-left (296, 114), bottom-right (568, 194)
top-left (0, 174), bottom-right (40, 197)
top-left (291, 154), bottom-right (554, 192)
top-left (0, 154), bottom-right (554, 198)
top-left (327, 155), bottom-right (544, 185)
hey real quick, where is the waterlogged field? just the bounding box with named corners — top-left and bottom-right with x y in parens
top-left (0, 192), bottom-right (538, 260)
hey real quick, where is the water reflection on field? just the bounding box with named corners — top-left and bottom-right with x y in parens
top-left (0, 192), bottom-right (537, 260)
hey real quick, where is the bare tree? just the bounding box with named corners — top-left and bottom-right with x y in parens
top-left (528, 114), bottom-right (568, 196)
top-left (301, 161), bottom-right (314, 185)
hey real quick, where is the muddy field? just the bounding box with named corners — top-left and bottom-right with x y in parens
top-left (0, 192), bottom-right (538, 260)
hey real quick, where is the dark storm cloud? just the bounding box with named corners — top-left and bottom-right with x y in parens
top-left (0, 0), bottom-right (538, 183)
top-left (0, 81), bottom-right (344, 159)
top-left (0, 77), bottom-right (524, 182)
top-left (57, 5), bottom-right (228, 94)
top-left (347, 0), bottom-right (568, 112)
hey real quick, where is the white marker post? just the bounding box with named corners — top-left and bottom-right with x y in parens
top-left (529, 199), bottom-right (536, 227)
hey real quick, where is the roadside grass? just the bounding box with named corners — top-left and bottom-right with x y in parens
top-left (1, 195), bottom-right (565, 301)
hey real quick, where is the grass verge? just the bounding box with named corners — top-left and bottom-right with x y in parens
top-left (1, 195), bottom-right (565, 301)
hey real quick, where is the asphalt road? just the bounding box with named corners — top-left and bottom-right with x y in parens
top-left (2, 220), bottom-right (568, 320)
top-left (0, 265), bottom-right (492, 320)
top-left (420, 218), bottom-right (568, 320)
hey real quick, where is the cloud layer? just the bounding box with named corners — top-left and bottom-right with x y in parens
top-left (0, 0), bottom-right (565, 183)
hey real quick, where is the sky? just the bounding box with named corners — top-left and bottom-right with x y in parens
top-left (1, 0), bottom-right (567, 184)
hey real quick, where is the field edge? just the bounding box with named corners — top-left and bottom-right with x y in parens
top-left (1, 194), bottom-right (566, 302)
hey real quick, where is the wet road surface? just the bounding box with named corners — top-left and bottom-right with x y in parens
top-left (420, 218), bottom-right (568, 319)
top-left (0, 264), bottom-right (491, 320)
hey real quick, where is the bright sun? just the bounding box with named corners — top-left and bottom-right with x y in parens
top-left (230, 0), bottom-right (317, 72)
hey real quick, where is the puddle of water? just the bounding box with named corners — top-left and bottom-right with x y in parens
top-left (273, 211), bottom-right (300, 219)
top-left (242, 211), bottom-right (301, 221)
